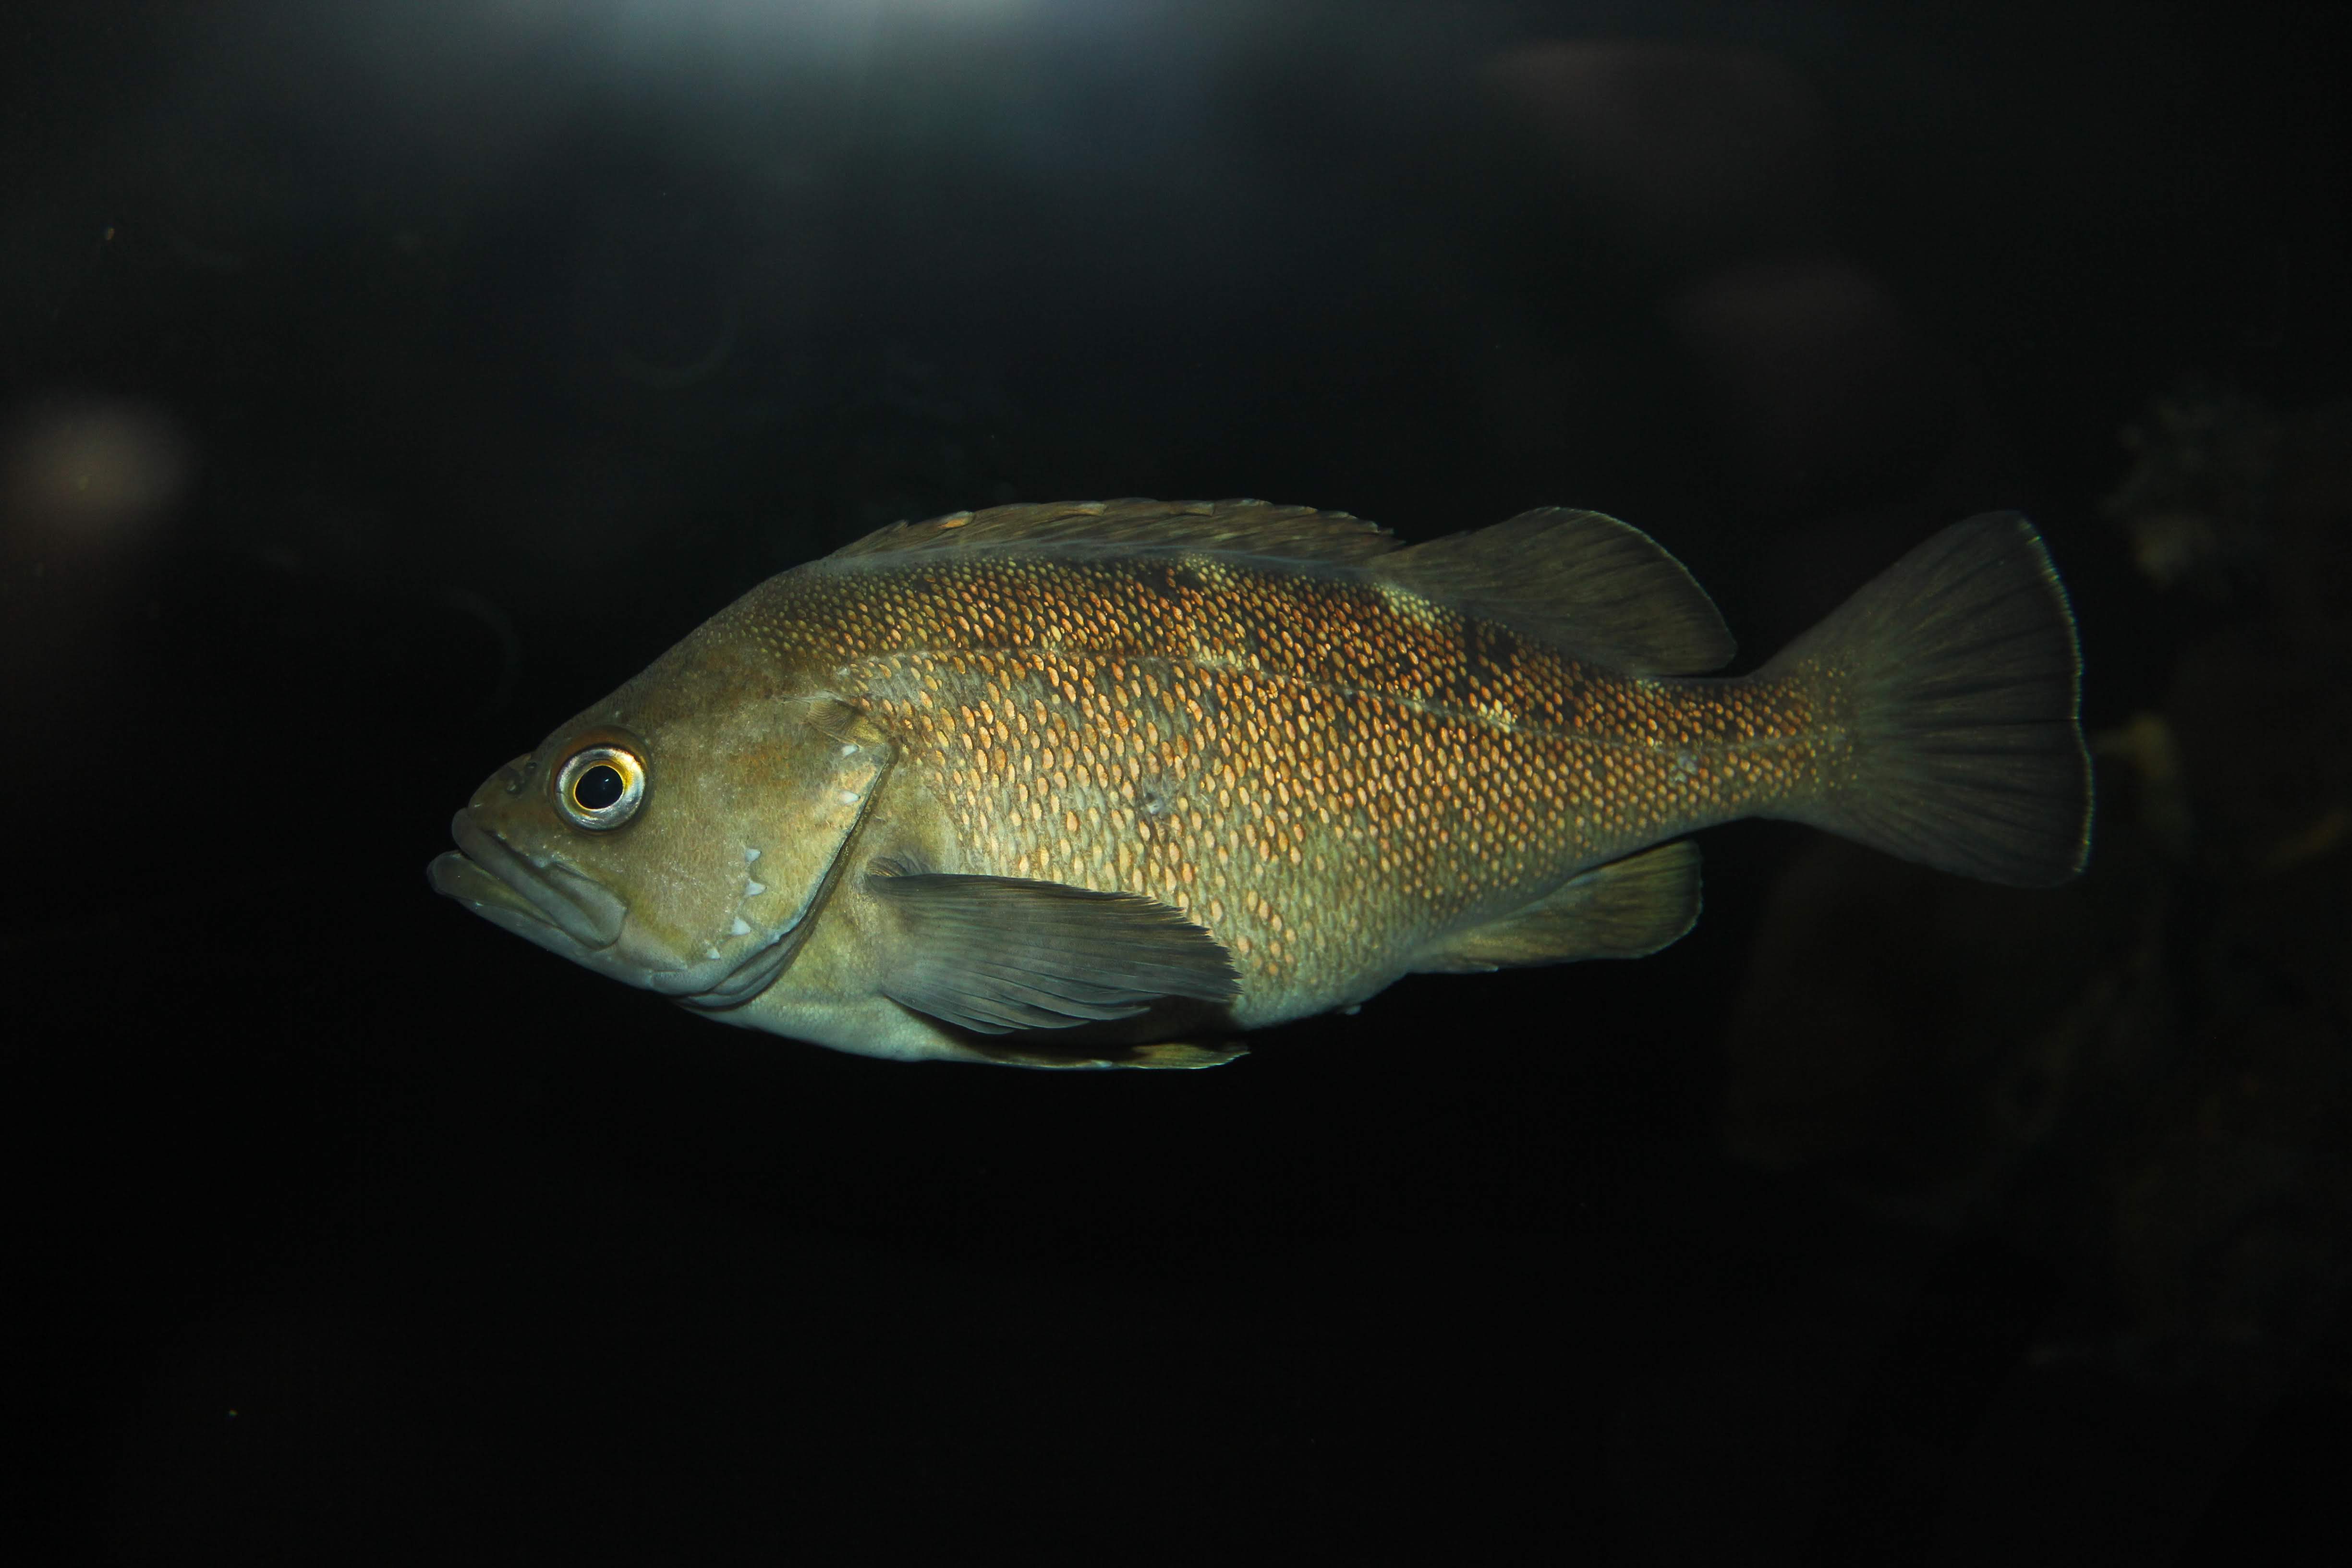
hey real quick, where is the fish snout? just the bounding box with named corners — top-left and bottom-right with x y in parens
top-left (432, 807), bottom-right (629, 951)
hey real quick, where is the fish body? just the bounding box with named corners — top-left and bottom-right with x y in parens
top-left (431, 499), bottom-right (2090, 1067)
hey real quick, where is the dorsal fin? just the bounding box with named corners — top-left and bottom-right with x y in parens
top-left (823, 497), bottom-right (1402, 569)
top-left (1374, 507), bottom-right (1735, 675)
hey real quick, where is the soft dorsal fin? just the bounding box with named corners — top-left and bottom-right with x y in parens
top-left (1375, 507), bottom-right (1735, 675)
top-left (824, 497), bottom-right (1402, 569)
top-left (1413, 840), bottom-right (1702, 972)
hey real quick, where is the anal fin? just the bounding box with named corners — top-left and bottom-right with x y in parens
top-left (1415, 841), bottom-right (1702, 972)
top-left (969, 1039), bottom-right (1249, 1070)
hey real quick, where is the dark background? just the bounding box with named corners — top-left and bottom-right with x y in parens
top-left (9, 1), bottom-right (2348, 1560)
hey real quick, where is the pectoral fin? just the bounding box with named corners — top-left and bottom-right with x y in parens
top-left (867, 863), bottom-right (1242, 1034)
top-left (1416, 841), bottom-right (1702, 972)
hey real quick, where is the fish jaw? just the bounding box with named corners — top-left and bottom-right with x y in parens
top-left (438, 808), bottom-right (626, 949)
top-left (428, 806), bottom-right (806, 1007)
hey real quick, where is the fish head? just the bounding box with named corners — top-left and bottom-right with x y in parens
top-left (429, 644), bottom-right (893, 1010)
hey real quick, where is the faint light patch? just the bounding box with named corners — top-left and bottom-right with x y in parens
top-left (605, 0), bottom-right (896, 60)
top-left (517, 442), bottom-right (668, 570)
top-left (3, 398), bottom-right (194, 553)
top-left (1487, 41), bottom-right (1831, 267)
top-left (570, 195), bottom-right (741, 392)
top-left (1667, 255), bottom-right (1938, 492)
top-left (613, 298), bottom-right (740, 390)
top-left (2, 400), bottom-right (191, 731)
top-left (611, 0), bottom-right (1032, 37)
top-left (429, 586), bottom-right (525, 717)
top-left (1490, 41), bottom-right (1945, 500)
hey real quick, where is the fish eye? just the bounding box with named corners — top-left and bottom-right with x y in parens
top-left (554, 742), bottom-right (646, 830)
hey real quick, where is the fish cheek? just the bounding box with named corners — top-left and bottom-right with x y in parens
top-left (719, 699), bottom-right (899, 936)
top-left (604, 807), bottom-right (747, 957)
top-left (736, 769), bottom-right (956, 1012)
top-left (749, 877), bottom-right (886, 1009)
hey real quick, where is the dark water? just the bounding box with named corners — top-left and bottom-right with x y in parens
top-left (10, 2), bottom-right (2347, 1560)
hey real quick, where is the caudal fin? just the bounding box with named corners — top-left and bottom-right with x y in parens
top-left (1760, 512), bottom-right (2091, 887)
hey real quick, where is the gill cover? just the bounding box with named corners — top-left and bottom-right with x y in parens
top-left (676, 696), bottom-right (897, 1009)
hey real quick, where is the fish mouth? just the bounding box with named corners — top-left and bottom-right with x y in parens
top-left (432, 811), bottom-right (628, 950)
top-left (428, 811), bottom-right (801, 1008)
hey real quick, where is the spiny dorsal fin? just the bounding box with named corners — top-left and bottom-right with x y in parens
top-left (1375, 507), bottom-right (1735, 676)
top-left (824, 497), bottom-right (1401, 569)
top-left (1414, 840), bottom-right (1702, 972)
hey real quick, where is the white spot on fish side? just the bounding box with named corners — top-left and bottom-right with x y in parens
top-left (730, 917), bottom-right (752, 936)
top-left (1193, 644), bottom-right (1240, 672)
top-left (744, 847), bottom-right (762, 863)
top-left (705, 945), bottom-right (723, 960)
top-left (745, 880), bottom-right (766, 896)
top-left (839, 743), bottom-right (858, 756)
top-left (838, 790), bottom-right (858, 805)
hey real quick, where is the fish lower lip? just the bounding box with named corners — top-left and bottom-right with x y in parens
top-left (429, 849), bottom-right (568, 949)
top-left (438, 812), bottom-right (628, 950)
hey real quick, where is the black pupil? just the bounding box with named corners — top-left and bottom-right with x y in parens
top-left (573, 763), bottom-right (625, 811)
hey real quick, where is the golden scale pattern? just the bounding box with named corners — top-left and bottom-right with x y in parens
top-left (727, 549), bottom-right (1831, 1008)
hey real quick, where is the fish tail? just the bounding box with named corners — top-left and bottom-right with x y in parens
top-left (1758, 512), bottom-right (2091, 886)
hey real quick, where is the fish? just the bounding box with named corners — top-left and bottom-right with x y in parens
top-left (429, 498), bottom-right (2091, 1069)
